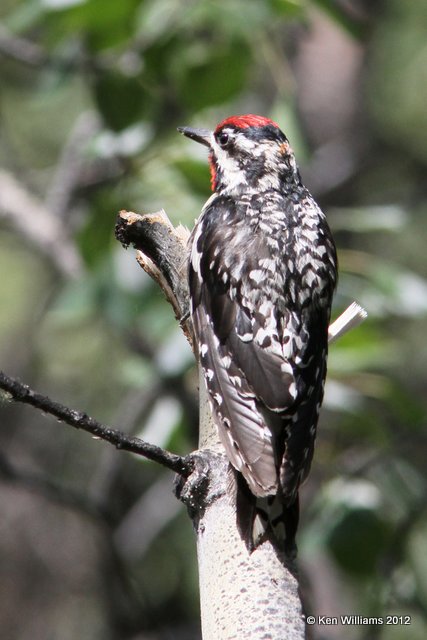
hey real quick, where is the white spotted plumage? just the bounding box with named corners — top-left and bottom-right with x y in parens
top-left (181, 114), bottom-right (338, 551)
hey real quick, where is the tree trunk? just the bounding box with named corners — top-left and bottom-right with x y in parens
top-left (195, 374), bottom-right (305, 640)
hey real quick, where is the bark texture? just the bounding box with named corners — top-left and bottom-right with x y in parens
top-left (195, 380), bottom-right (305, 640)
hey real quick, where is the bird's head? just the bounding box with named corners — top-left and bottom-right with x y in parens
top-left (178, 114), bottom-right (300, 193)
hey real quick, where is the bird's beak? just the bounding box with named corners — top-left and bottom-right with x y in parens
top-left (177, 126), bottom-right (212, 148)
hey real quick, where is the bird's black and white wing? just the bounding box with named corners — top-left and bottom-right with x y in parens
top-left (189, 194), bottom-right (331, 502)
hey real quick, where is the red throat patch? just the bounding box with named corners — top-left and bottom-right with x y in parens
top-left (215, 114), bottom-right (279, 132)
top-left (208, 152), bottom-right (217, 191)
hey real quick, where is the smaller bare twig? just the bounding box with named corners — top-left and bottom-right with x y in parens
top-left (45, 111), bottom-right (100, 221)
top-left (0, 169), bottom-right (83, 278)
top-left (0, 25), bottom-right (48, 66)
top-left (0, 371), bottom-right (190, 477)
top-left (328, 301), bottom-right (368, 343)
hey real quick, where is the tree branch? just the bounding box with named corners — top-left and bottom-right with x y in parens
top-left (0, 24), bottom-right (48, 66)
top-left (0, 169), bottom-right (83, 278)
top-left (0, 371), bottom-right (190, 477)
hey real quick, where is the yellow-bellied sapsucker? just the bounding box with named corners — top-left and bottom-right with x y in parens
top-left (179, 115), bottom-right (338, 553)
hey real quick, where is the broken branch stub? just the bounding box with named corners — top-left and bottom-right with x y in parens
top-left (115, 210), bottom-right (193, 346)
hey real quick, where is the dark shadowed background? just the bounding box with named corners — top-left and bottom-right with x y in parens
top-left (1, 1), bottom-right (427, 638)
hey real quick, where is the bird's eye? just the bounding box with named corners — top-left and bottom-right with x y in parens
top-left (217, 132), bottom-right (230, 148)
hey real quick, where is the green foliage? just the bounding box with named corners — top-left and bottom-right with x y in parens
top-left (93, 71), bottom-right (148, 131)
top-left (43, 0), bottom-right (142, 51)
top-left (327, 507), bottom-right (391, 577)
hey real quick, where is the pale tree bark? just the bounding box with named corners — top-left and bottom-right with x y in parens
top-left (194, 378), bottom-right (305, 640)
top-left (115, 210), bottom-right (307, 640)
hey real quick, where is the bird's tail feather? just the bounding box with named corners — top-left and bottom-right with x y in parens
top-left (236, 473), bottom-right (299, 556)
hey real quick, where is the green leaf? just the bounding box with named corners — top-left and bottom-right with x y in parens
top-left (327, 507), bottom-right (391, 577)
top-left (42, 0), bottom-right (141, 50)
top-left (94, 71), bottom-right (147, 131)
top-left (269, 0), bottom-right (304, 18)
top-left (176, 39), bottom-right (250, 110)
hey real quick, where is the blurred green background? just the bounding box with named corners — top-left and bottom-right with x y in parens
top-left (1, 1), bottom-right (427, 639)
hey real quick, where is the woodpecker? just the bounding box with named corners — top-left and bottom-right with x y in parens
top-left (178, 115), bottom-right (338, 553)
